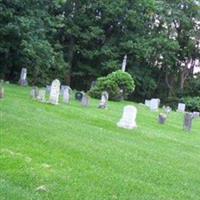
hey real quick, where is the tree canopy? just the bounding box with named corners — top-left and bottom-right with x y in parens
top-left (0, 0), bottom-right (199, 101)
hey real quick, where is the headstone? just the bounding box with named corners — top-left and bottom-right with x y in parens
top-left (46, 85), bottom-right (51, 93)
top-left (37, 89), bottom-right (46, 103)
top-left (61, 85), bottom-right (71, 96)
top-left (163, 106), bottom-right (172, 114)
top-left (18, 68), bottom-right (28, 86)
top-left (63, 87), bottom-right (71, 104)
top-left (0, 87), bottom-right (4, 99)
top-left (145, 100), bottom-right (151, 107)
top-left (81, 93), bottom-right (90, 107)
top-left (192, 112), bottom-right (200, 119)
top-left (150, 98), bottom-right (160, 111)
top-left (98, 91), bottom-right (109, 109)
top-left (183, 112), bottom-right (193, 131)
top-left (31, 86), bottom-right (39, 99)
top-left (49, 79), bottom-right (60, 105)
top-left (117, 105), bottom-right (137, 129)
top-left (177, 103), bottom-right (185, 112)
top-left (158, 113), bottom-right (167, 124)
top-left (75, 91), bottom-right (84, 101)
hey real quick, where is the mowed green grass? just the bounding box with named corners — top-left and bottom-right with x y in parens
top-left (0, 84), bottom-right (200, 200)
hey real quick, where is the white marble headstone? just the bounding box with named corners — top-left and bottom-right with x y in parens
top-left (117, 105), bottom-right (137, 129)
top-left (49, 79), bottom-right (60, 105)
top-left (150, 98), bottom-right (160, 111)
top-left (177, 103), bottom-right (185, 112)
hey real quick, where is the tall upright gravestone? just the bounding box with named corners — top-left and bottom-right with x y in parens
top-left (49, 79), bottom-right (60, 105)
top-left (81, 93), bottom-right (90, 107)
top-left (183, 112), bottom-right (193, 132)
top-left (63, 87), bottom-right (71, 104)
top-left (19, 68), bottom-right (28, 86)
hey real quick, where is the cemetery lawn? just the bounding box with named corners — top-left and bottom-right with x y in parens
top-left (1, 84), bottom-right (200, 200)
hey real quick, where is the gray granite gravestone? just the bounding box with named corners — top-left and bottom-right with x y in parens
top-left (183, 112), bottom-right (193, 131)
top-left (81, 93), bottom-right (90, 107)
top-left (18, 68), bottom-right (28, 86)
top-left (158, 113), bottom-right (167, 124)
top-left (63, 87), bottom-right (71, 104)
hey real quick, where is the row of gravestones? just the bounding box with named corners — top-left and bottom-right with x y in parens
top-left (2, 68), bottom-right (199, 132)
top-left (31, 79), bottom-right (109, 109)
top-left (145, 98), bottom-right (190, 113)
top-left (118, 105), bottom-right (199, 132)
top-left (145, 98), bottom-right (200, 131)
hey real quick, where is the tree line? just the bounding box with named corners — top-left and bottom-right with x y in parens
top-left (0, 0), bottom-right (199, 102)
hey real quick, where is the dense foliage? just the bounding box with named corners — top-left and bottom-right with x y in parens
top-left (182, 96), bottom-right (200, 112)
top-left (89, 70), bottom-right (135, 100)
top-left (0, 0), bottom-right (199, 101)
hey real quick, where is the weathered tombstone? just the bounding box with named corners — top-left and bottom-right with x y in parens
top-left (81, 93), bottom-right (90, 107)
top-left (98, 91), bottom-right (109, 109)
top-left (49, 79), bottom-right (60, 105)
top-left (18, 68), bottom-right (28, 86)
top-left (117, 105), bottom-right (137, 129)
top-left (183, 112), bottom-right (193, 131)
top-left (192, 112), bottom-right (200, 119)
top-left (60, 85), bottom-right (71, 96)
top-left (46, 85), bottom-right (51, 94)
top-left (158, 113), bottom-right (167, 124)
top-left (31, 86), bottom-right (39, 99)
top-left (163, 106), bottom-right (172, 114)
top-left (37, 89), bottom-right (46, 103)
top-left (75, 91), bottom-right (84, 101)
top-left (177, 103), bottom-right (185, 112)
top-left (145, 100), bottom-right (151, 107)
top-left (63, 87), bottom-right (71, 104)
top-left (0, 87), bottom-right (4, 99)
top-left (150, 98), bottom-right (160, 111)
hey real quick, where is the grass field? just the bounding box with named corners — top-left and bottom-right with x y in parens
top-left (0, 84), bottom-right (200, 200)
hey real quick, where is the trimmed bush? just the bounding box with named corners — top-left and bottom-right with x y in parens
top-left (89, 70), bottom-right (135, 101)
top-left (182, 96), bottom-right (200, 112)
